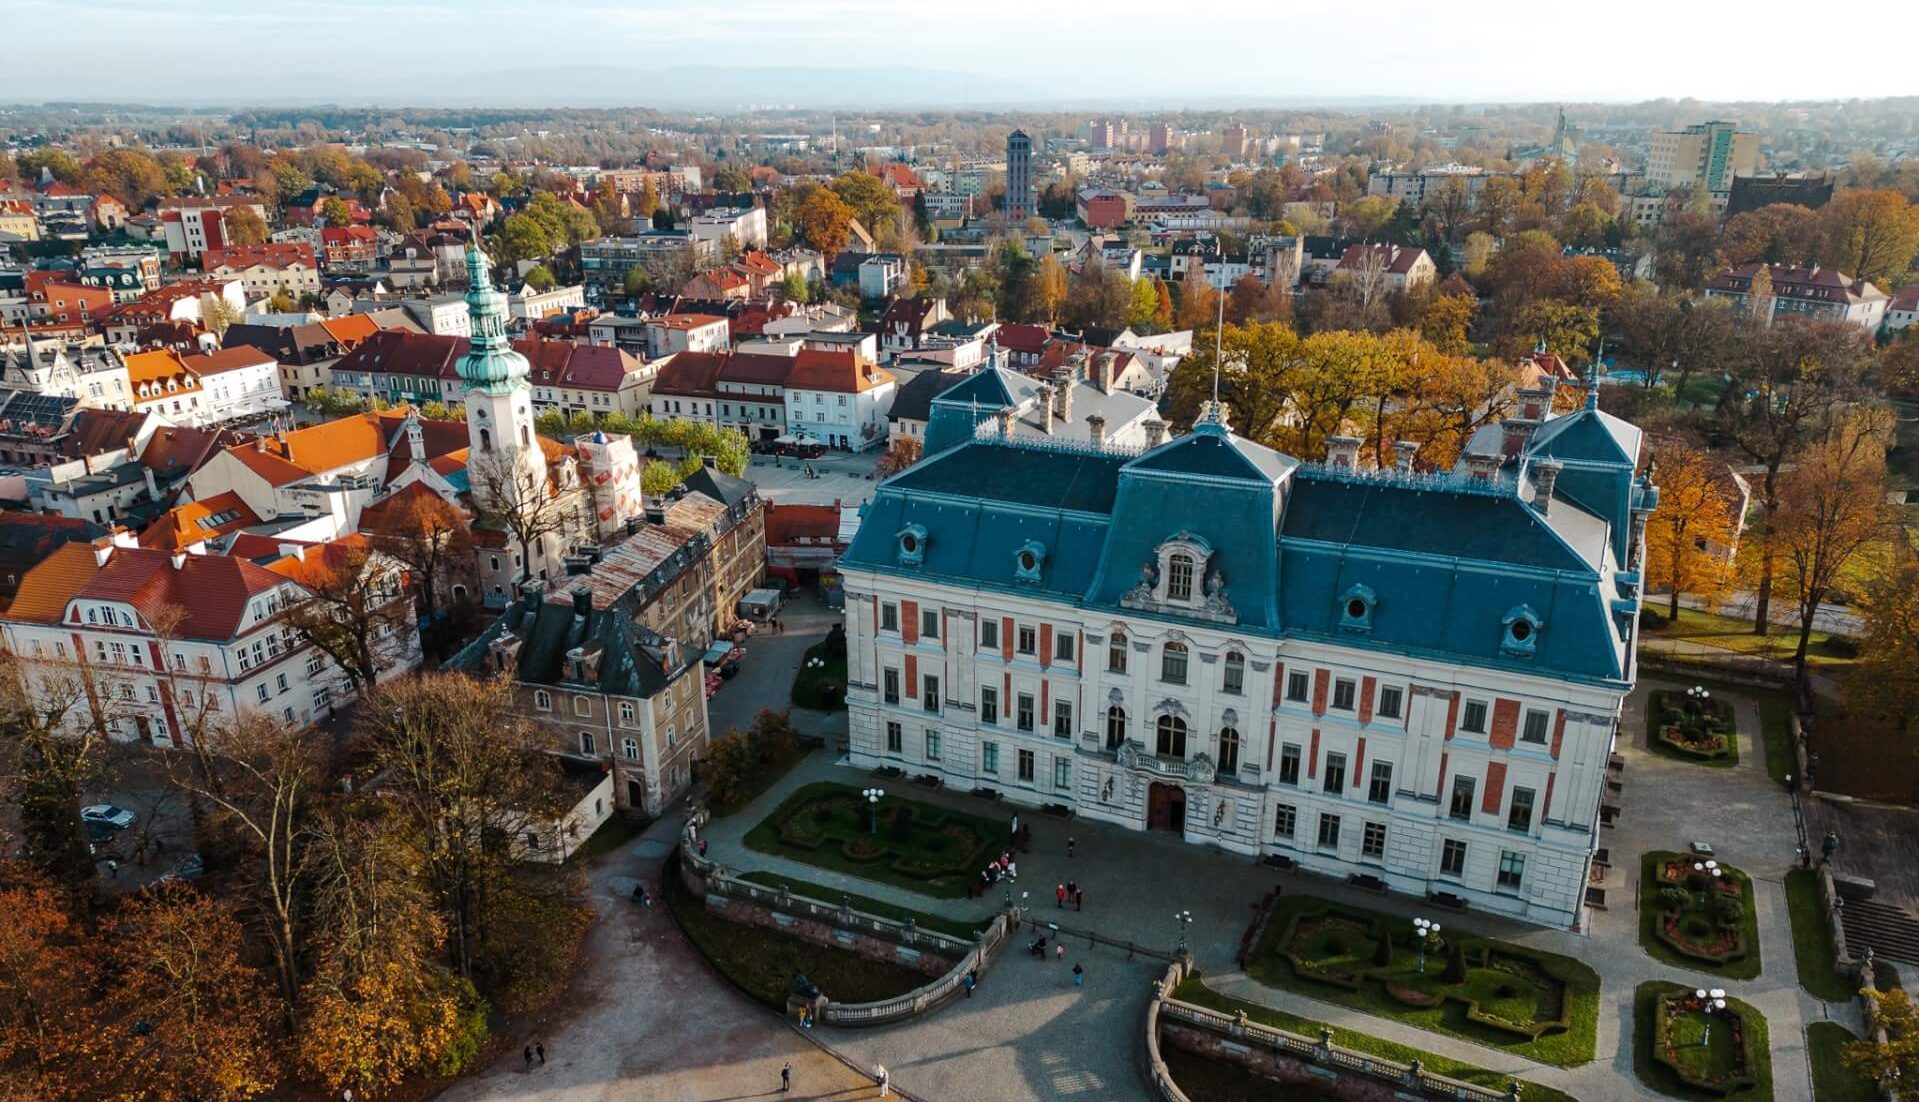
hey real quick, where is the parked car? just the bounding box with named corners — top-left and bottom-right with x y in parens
top-left (158, 854), bottom-right (204, 884)
top-left (80, 804), bottom-right (136, 830)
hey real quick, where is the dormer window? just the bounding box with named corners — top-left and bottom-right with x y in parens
top-left (896, 523), bottom-right (927, 567)
top-left (1502, 605), bottom-right (1543, 657)
top-left (1014, 540), bottom-right (1046, 582)
top-left (1166, 553), bottom-right (1195, 601)
top-left (1340, 584), bottom-right (1376, 632)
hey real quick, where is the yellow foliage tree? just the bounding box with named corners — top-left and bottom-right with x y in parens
top-left (1643, 439), bottom-right (1740, 618)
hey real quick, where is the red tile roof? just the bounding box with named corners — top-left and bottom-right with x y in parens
top-left (139, 491), bottom-right (261, 551)
top-left (205, 243), bottom-right (316, 271)
top-left (649, 351), bottom-right (728, 399)
top-left (332, 329), bottom-right (469, 381)
top-left (8, 542), bottom-right (103, 624)
top-left (182, 346), bottom-right (276, 377)
top-left (73, 548), bottom-right (291, 640)
top-left (764, 502), bottom-right (840, 547)
top-left (784, 349), bottom-right (892, 394)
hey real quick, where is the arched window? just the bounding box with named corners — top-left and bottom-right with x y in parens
top-left (533, 689), bottom-right (551, 711)
top-left (479, 426), bottom-right (493, 452)
top-left (1166, 552), bottom-right (1195, 602)
top-left (521, 424), bottom-right (531, 447)
top-left (1106, 706), bottom-right (1127, 750)
top-left (1108, 630), bottom-right (1128, 672)
top-left (1156, 715), bottom-right (1188, 758)
top-left (1222, 651), bottom-right (1245, 694)
top-left (1218, 727), bottom-right (1241, 775)
top-left (1161, 641), bottom-right (1189, 685)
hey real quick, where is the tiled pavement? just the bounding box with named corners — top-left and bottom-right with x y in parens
top-left (695, 677), bottom-right (1863, 1102)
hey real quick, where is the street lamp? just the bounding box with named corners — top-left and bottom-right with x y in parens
top-left (863, 787), bottom-right (885, 834)
top-left (1175, 909), bottom-right (1193, 955)
top-left (1692, 860), bottom-right (1722, 909)
top-left (1696, 988), bottom-right (1727, 1046)
top-left (1412, 916), bottom-right (1442, 974)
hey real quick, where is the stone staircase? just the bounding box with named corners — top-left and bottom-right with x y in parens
top-left (1838, 898), bottom-right (1919, 967)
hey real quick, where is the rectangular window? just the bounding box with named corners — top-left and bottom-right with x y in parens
top-left (885, 721), bottom-right (902, 754)
top-left (1054, 632), bottom-right (1075, 662)
top-left (1053, 700), bottom-right (1073, 738)
top-left (1508, 786), bottom-right (1535, 832)
top-left (982, 741), bottom-right (999, 774)
top-left (1279, 743), bottom-right (1301, 786)
top-left (980, 687), bottom-right (999, 725)
top-left (921, 608), bottom-right (939, 640)
top-left (1273, 804), bottom-right (1297, 839)
top-left (1462, 699), bottom-right (1489, 734)
top-left (1285, 671), bottom-right (1310, 702)
top-left (922, 674), bottom-right (940, 713)
top-left (1323, 751), bottom-right (1347, 794)
top-left (925, 730), bottom-right (941, 761)
top-left (881, 602), bottom-right (899, 632)
top-left (1108, 635), bottom-right (1127, 672)
top-left (1368, 761), bottom-right (1393, 804)
top-left (1362, 821), bottom-right (1387, 859)
top-left (1498, 850), bottom-right (1526, 890)
top-left (1161, 645), bottom-right (1188, 684)
top-left (1016, 693), bottom-right (1035, 732)
top-left (882, 668), bottom-right (900, 705)
top-left (980, 618), bottom-right (998, 649)
top-left (1317, 813), bottom-right (1341, 849)
top-left (1377, 685), bottom-right (1403, 720)
top-left (1054, 758), bottom-right (1071, 789)
top-left (1018, 749), bottom-right (1035, 782)
top-left (1222, 656), bottom-right (1244, 694)
top-left (1332, 678), bottom-right (1356, 711)
top-left (1441, 839), bottom-right (1467, 877)
top-left (1016, 625), bottom-right (1037, 655)
top-left (1522, 709), bottom-right (1550, 744)
top-left (579, 731), bottom-right (595, 755)
top-left (1450, 776), bottom-right (1476, 821)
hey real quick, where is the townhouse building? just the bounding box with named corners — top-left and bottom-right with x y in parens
top-left (783, 349), bottom-right (895, 451)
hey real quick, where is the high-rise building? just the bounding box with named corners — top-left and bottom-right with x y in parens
top-left (1220, 123), bottom-right (1253, 158)
top-left (1646, 121), bottom-right (1760, 194)
top-left (1006, 129), bottom-right (1035, 222)
top-left (1149, 122), bottom-right (1176, 155)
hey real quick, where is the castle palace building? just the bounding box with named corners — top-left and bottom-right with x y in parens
top-left (837, 387), bottom-right (1655, 930)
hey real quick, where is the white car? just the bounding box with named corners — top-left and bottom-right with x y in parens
top-left (80, 804), bottom-right (136, 830)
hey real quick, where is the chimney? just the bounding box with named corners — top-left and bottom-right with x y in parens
top-left (1096, 352), bottom-right (1116, 394)
top-left (1530, 459), bottom-right (1562, 514)
top-left (143, 465), bottom-right (159, 500)
top-left (1393, 440), bottom-right (1418, 474)
top-left (1326, 435), bottom-right (1361, 469)
top-left (1465, 452), bottom-right (1500, 484)
top-left (623, 516), bottom-right (640, 536)
top-left (1086, 414), bottom-right (1106, 448)
top-left (1144, 418), bottom-right (1168, 447)
top-left (571, 585), bottom-right (593, 619)
top-left (1034, 385), bottom-right (1055, 434)
top-left (993, 406), bottom-right (1014, 437)
top-left (1056, 375), bottom-right (1073, 422)
top-left (170, 551), bottom-right (186, 570)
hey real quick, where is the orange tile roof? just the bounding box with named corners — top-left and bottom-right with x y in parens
top-left (8, 542), bottom-right (103, 624)
top-left (318, 313), bottom-right (379, 345)
top-left (182, 346), bottom-right (275, 377)
top-left (125, 349), bottom-right (200, 390)
top-left (784, 349), bottom-right (893, 394)
top-left (138, 491), bottom-right (262, 551)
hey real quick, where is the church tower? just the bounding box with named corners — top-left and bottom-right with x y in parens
top-left (458, 241), bottom-right (547, 509)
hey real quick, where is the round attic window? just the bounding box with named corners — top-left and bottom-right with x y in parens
top-left (1019, 550), bottom-right (1037, 571)
top-left (1346, 597), bottom-right (1368, 620)
top-left (1510, 619), bottom-right (1532, 642)
top-left (901, 533), bottom-right (919, 554)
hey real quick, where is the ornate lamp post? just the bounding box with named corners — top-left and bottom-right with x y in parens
top-left (863, 787), bottom-right (885, 835)
top-left (1696, 988), bottom-right (1727, 1046)
top-left (1175, 909), bottom-right (1193, 955)
top-left (1412, 916), bottom-right (1442, 974)
top-left (1692, 859), bottom-right (1722, 910)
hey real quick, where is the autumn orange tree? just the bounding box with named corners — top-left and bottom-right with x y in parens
top-left (0, 882), bottom-right (102, 1100)
top-left (281, 540), bottom-right (415, 695)
top-left (1643, 439), bottom-right (1740, 618)
top-left (366, 491), bottom-right (474, 621)
top-left (795, 187), bottom-right (855, 260)
top-left (98, 884), bottom-right (282, 1102)
top-left (1851, 550), bottom-right (1919, 737)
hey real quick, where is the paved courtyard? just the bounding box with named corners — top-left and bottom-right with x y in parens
top-left (742, 449), bottom-right (885, 509)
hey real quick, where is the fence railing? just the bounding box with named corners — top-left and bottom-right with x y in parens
top-left (821, 913), bottom-right (1012, 1026)
top-left (1144, 959), bottom-right (1519, 1102)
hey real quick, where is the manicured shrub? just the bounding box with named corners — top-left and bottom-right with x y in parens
top-left (1443, 942), bottom-right (1468, 983)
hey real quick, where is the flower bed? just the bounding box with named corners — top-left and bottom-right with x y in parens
top-left (1636, 981), bottom-right (1769, 1100)
top-left (1641, 851), bottom-right (1758, 975)
top-left (1650, 688), bottom-right (1738, 762)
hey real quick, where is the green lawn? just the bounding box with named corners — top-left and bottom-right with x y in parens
top-left (1808, 1022), bottom-right (1877, 1102)
top-left (736, 870), bottom-right (992, 941)
top-left (1646, 687), bottom-right (1741, 768)
top-left (742, 781), bottom-right (1003, 899)
top-left (1638, 852), bottom-right (1764, 981)
top-left (1647, 607), bottom-right (1853, 668)
top-left (1755, 691), bottom-right (1795, 786)
top-left (1632, 982), bottom-right (1773, 1101)
top-left (1172, 979), bottom-right (1578, 1102)
top-left (567, 813), bottom-right (650, 863)
top-left (790, 639), bottom-right (848, 711)
top-left (1785, 869), bottom-right (1857, 1002)
top-left (663, 854), bottom-right (928, 1010)
top-left (1240, 893), bottom-right (1599, 1067)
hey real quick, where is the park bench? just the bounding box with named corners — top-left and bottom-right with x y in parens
top-left (1262, 854), bottom-right (1296, 871)
top-left (872, 765), bottom-right (903, 779)
top-left (1600, 803), bottom-right (1621, 828)
top-left (970, 786), bottom-right (1001, 801)
top-left (1426, 891), bottom-right (1470, 913)
top-left (1347, 873), bottom-right (1388, 894)
top-left (1041, 802), bottom-right (1076, 819)
top-left (913, 773), bottom-right (943, 789)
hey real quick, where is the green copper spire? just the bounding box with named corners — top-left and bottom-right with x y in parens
top-left (458, 235), bottom-right (529, 395)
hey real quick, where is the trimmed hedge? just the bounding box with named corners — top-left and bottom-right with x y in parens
top-left (1640, 852), bottom-right (1762, 980)
top-left (1634, 981), bottom-right (1772, 1101)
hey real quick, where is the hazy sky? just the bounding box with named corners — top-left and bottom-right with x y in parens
top-left (6, 0), bottom-right (1916, 106)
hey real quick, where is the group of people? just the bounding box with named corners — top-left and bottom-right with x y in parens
top-left (979, 850), bottom-right (1018, 887)
top-left (1055, 880), bottom-right (1086, 911)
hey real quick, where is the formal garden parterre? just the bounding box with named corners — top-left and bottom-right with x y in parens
top-left (1242, 894), bottom-right (1600, 1066)
top-left (1639, 852), bottom-right (1762, 980)
top-left (743, 781), bottom-right (1004, 898)
top-left (1648, 687), bottom-right (1739, 765)
top-left (1633, 981), bottom-right (1772, 1101)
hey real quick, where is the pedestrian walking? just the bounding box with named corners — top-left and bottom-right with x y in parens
top-left (963, 971), bottom-right (976, 997)
top-left (1005, 859), bottom-right (1018, 880)
top-left (523, 1046), bottom-right (533, 1071)
top-left (874, 1064), bottom-right (890, 1097)
top-left (535, 1043), bottom-right (545, 1065)
top-left (698, 838), bottom-right (708, 857)
top-left (1056, 883), bottom-right (1065, 908)
top-left (1066, 879), bottom-right (1077, 901)
top-left (1067, 836), bottom-right (1076, 857)
top-left (106, 860), bottom-right (118, 878)
top-left (1055, 943), bottom-right (1065, 961)
top-left (1075, 887), bottom-right (1084, 911)
top-left (1073, 963), bottom-right (1084, 986)
top-left (780, 1062), bottom-right (791, 1092)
